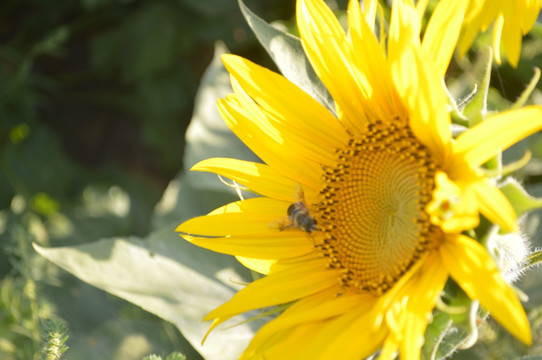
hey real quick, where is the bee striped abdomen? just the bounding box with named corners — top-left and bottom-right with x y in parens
top-left (288, 202), bottom-right (318, 233)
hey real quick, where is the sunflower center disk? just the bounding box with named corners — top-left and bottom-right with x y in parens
top-left (317, 122), bottom-right (441, 295)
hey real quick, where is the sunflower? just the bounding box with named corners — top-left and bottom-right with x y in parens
top-left (177, 0), bottom-right (542, 358)
top-left (447, 0), bottom-right (542, 66)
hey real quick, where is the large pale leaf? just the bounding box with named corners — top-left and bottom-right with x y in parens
top-left (34, 226), bottom-right (263, 360)
top-left (151, 170), bottom-right (241, 231)
top-left (239, 0), bottom-right (334, 112)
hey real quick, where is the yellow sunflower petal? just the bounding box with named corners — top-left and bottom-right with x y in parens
top-left (236, 252), bottom-right (323, 276)
top-left (415, 0), bottom-right (429, 19)
top-left (236, 256), bottom-right (275, 275)
top-left (502, 16), bottom-right (522, 67)
top-left (362, 0), bottom-right (377, 29)
top-left (422, 0), bottom-right (468, 78)
top-left (389, 0), bottom-right (450, 161)
top-left (302, 258), bottom-right (428, 359)
top-left (457, 0), bottom-right (541, 66)
top-left (477, 1), bottom-right (500, 30)
top-left (240, 328), bottom-right (286, 359)
top-left (452, 106), bottom-right (542, 170)
top-left (388, 0), bottom-right (420, 89)
top-left (266, 252), bottom-right (324, 272)
top-left (183, 234), bottom-right (314, 259)
top-left (314, 308), bottom-right (388, 359)
top-left (206, 197), bottom-right (282, 216)
top-left (379, 339), bottom-right (398, 360)
top-left (370, 253), bottom-right (430, 324)
top-left (440, 235), bottom-right (531, 345)
top-left (218, 97), bottom-right (321, 189)
top-left (222, 54), bottom-right (348, 148)
top-left (492, 13), bottom-right (505, 64)
top-left (177, 197), bottom-right (288, 236)
top-left (472, 179), bottom-right (518, 232)
top-left (297, 0), bottom-right (368, 135)
top-left (348, 0), bottom-right (404, 121)
top-left (178, 198), bottom-right (320, 258)
top-left (399, 253), bottom-right (448, 359)
top-left (522, 0), bottom-right (542, 31)
top-left (246, 322), bottom-right (321, 360)
top-left (368, 254), bottom-right (444, 360)
top-left (230, 77), bottom-right (338, 166)
top-left (204, 258), bottom-right (339, 321)
top-left (191, 157), bottom-right (319, 204)
top-left (402, 47), bottom-right (451, 162)
top-left (410, 51), bottom-right (452, 162)
top-left (400, 313), bottom-right (424, 360)
top-left (252, 287), bottom-right (373, 342)
top-left (457, 21), bottom-right (480, 58)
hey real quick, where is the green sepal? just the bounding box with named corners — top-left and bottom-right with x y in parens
top-left (462, 47), bottom-right (493, 127)
top-left (499, 178), bottom-right (542, 217)
top-left (510, 67), bottom-right (541, 110)
top-left (238, 0), bottom-right (334, 112)
top-left (448, 85), bottom-right (476, 127)
top-left (525, 250), bottom-right (542, 271)
top-left (483, 151), bottom-right (532, 179)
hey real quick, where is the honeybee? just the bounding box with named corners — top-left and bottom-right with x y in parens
top-left (269, 183), bottom-right (318, 233)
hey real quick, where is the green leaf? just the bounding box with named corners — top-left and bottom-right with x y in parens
top-left (462, 47), bottom-right (492, 127)
top-left (151, 171), bottom-right (239, 231)
top-left (34, 226), bottom-right (263, 360)
top-left (422, 312), bottom-right (469, 360)
top-left (239, 0), bottom-right (334, 112)
top-left (499, 179), bottom-right (542, 217)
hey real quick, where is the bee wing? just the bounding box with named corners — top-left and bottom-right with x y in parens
top-left (268, 216), bottom-right (293, 231)
top-left (294, 183), bottom-right (306, 203)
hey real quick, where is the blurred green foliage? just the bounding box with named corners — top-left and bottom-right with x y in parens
top-left (0, 0), bottom-right (294, 358)
top-left (142, 351), bottom-right (186, 360)
top-left (39, 320), bottom-right (69, 360)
